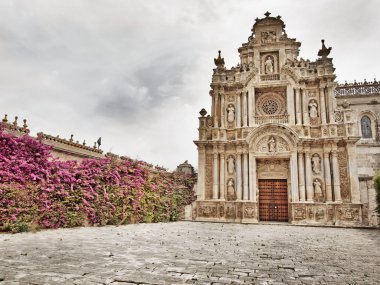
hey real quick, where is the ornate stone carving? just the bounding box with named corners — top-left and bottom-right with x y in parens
top-left (256, 92), bottom-right (286, 116)
top-left (268, 136), bottom-right (276, 152)
top-left (244, 206), bottom-right (255, 218)
top-left (227, 104), bottom-right (235, 123)
top-left (337, 149), bottom-right (350, 201)
top-left (256, 135), bottom-right (289, 153)
top-left (311, 154), bottom-right (321, 174)
top-left (294, 207), bottom-right (306, 220)
top-left (198, 205), bottom-right (217, 218)
top-left (227, 155), bottom-right (235, 174)
top-left (205, 154), bottom-right (213, 199)
top-left (310, 128), bottom-right (320, 137)
top-left (315, 208), bottom-right (325, 220)
top-left (261, 31), bottom-right (276, 43)
top-left (334, 110), bottom-right (343, 123)
top-left (264, 55), bottom-right (274, 74)
top-left (337, 207), bottom-right (360, 221)
top-left (227, 178), bottom-right (236, 201)
top-left (307, 90), bottom-right (317, 98)
top-left (226, 204), bottom-right (235, 218)
top-left (313, 178), bottom-right (323, 201)
top-left (309, 100), bottom-right (318, 119)
top-left (219, 205), bottom-right (224, 217)
top-left (257, 159), bottom-right (288, 179)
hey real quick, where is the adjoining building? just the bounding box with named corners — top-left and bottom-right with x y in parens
top-left (193, 12), bottom-right (379, 226)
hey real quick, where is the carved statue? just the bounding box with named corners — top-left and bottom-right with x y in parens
top-left (227, 104), bottom-right (235, 122)
top-left (268, 136), bottom-right (276, 152)
top-left (265, 56), bottom-right (274, 74)
top-left (227, 178), bottom-right (236, 200)
top-left (227, 155), bottom-right (235, 174)
top-left (309, 100), bottom-right (318, 119)
top-left (313, 179), bottom-right (323, 197)
top-left (311, 154), bottom-right (321, 174)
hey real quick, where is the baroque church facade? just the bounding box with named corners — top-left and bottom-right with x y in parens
top-left (193, 12), bottom-right (380, 226)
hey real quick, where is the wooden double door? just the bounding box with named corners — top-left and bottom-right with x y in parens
top-left (259, 179), bottom-right (288, 222)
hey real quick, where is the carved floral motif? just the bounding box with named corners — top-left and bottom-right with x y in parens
top-left (294, 207), bottom-right (306, 220)
top-left (337, 149), bottom-right (350, 201)
top-left (244, 207), bottom-right (255, 218)
top-left (198, 206), bottom-right (217, 218)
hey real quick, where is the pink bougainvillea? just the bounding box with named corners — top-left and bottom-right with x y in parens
top-left (0, 130), bottom-right (196, 232)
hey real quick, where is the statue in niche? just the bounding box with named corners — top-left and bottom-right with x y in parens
top-left (313, 179), bottom-right (323, 198)
top-left (268, 136), bottom-right (276, 152)
top-left (309, 100), bottom-right (318, 119)
top-left (227, 104), bottom-right (235, 122)
top-left (227, 178), bottom-right (236, 201)
top-left (311, 154), bottom-right (321, 174)
top-left (265, 56), bottom-right (274, 74)
top-left (227, 155), bottom-right (235, 174)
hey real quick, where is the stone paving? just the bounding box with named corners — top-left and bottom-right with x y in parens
top-left (0, 222), bottom-right (379, 285)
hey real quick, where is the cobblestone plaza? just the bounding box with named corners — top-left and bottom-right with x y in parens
top-left (1, 222), bottom-right (379, 284)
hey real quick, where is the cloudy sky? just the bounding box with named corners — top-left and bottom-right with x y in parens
top-left (0, 0), bottom-right (379, 170)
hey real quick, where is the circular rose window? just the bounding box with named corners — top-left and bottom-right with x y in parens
top-left (262, 99), bottom-right (279, 115)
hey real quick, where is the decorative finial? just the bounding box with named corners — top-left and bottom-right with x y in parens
top-left (214, 50), bottom-right (225, 69)
top-left (264, 11), bottom-right (271, 17)
top-left (82, 140), bottom-right (86, 146)
top-left (199, 108), bottom-right (207, 117)
top-left (23, 119), bottom-right (28, 128)
top-left (317, 39), bottom-right (332, 59)
top-left (94, 142), bottom-right (97, 148)
top-left (13, 116), bottom-right (18, 127)
top-left (70, 134), bottom-right (74, 142)
top-left (2, 114), bottom-right (8, 123)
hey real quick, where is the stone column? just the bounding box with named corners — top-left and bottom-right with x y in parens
top-left (248, 87), bottom-right (255, 126)
top-left (305, 149), bottom-right (313, 201)
top-left (236, 93), bottom-right (241, 128)
top-left (290, 151), bottom-right (299, 202)
top-left (319, 86), bottom-right (327, 124)
top-left (331, 147), bottom-right (342, 202)
top-left (236, 149), bottom-right (242, 200)
top-left (213, 93), bottom-right (219, 128)
top-left (287, 85), bottom-right (295, 125)
top-left (302, 89), bottom-right (309, 125)
top-left (295, 88), bottom-right (302, 125)
top-left (323, 148), bottom-right (332, 202)
top-left (197, 145), bottom-right (206, 200)
top-left (243, 150), bottom-right (249, 200)
top-left (249, 153), bottom-right (257, 202)
top-left (212, 146), bottom-right (219, 199)
top-left (219, 152), bottom-right (225, 200)
top-left (242, 92), bottom-right (248, 127)
top-left (298, 151), bottom-right (306, 202)
top-left (327, 85), bottom-right (334, 124)
top-left (346, 143), bottom-right (360, 203)
top-left (220, 93), bottom-right (225, 128)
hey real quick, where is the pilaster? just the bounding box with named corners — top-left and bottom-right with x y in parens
top-left (331, 144), bottom-right (342, 202)
top-left (212, 145), bottom-right (219, 199)
top-left (297, 149), bottom-right (306, 201)
top-left (236, 146), bottom-right (243, 200)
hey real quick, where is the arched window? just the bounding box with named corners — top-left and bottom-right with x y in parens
top-left (361, 116), bottom-right (372, 138)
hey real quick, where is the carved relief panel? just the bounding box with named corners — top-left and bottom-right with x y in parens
top-left (255, 135), bottom-right (290, 154)
top-left (257, 159), bottom-right (289, 179)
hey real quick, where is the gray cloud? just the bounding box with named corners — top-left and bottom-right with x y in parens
top-left (0, 0), bottom-right (379, 169)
